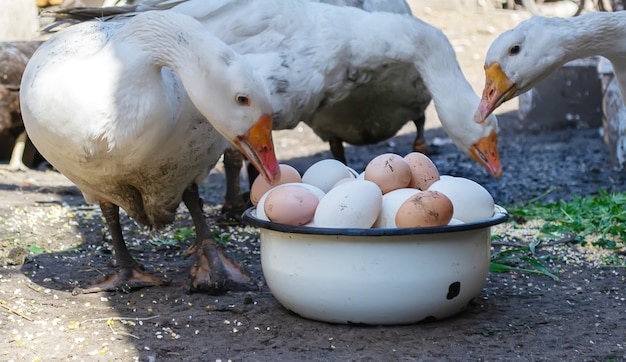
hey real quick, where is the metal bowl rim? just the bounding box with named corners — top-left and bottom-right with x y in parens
top-left (242, 205), bottom-right (508, 236)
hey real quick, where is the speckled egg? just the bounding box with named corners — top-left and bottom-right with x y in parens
top-left (373, 188), bottom-right (422, 228)
top-left (364, 153), bottom-right (412, 194)
top-left (404, 152), bottom-right (440, 190)
top-left (395, 190), bottom-right (454, 228)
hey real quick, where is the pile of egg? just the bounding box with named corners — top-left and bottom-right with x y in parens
top-left (250, 152), bottom-right (495, 229)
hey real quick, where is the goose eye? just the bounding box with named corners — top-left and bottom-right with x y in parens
top-left (508, 44), bottom-right (521, 56)
top-left (236, 95), bottom-right (250, 106)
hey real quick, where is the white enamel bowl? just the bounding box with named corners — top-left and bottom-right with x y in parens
top-left (243, 206), bottom-right (508, 325)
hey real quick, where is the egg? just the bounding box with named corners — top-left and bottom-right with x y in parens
top-left (404, 152), bottom-right (440, 190)
top-left (373, 188), bottom-right (421, 228)
top-left (263, 185), bottom-right (320, 226)
top-left (395, 190), bottom-right (454, 228)
top-left (250, 164), bottom-right (302, 205)
top-left (313, 180), bottom-right (382, 228)
top-left (364, 153), bottom-right (412, 194)
top-left (346, 166), bottom-right (360, 178)
top-left (302, 159), bottom-right (354, 192)
top-left (256, 182), bottom-right (325, 221)
top-left (331, 177), bottom-right (357, 189)
top-left (428, 176), bottom-right (495, 223)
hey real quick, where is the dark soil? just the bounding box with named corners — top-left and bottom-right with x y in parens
top-left (2, 109), bottom-right (626, 361)
top-left (2, 4), bottom-right (626, 362)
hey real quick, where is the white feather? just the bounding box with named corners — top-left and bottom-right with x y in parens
top-left (20, 10), bottom-right (273, 225)
top-left (169, 0), bottom-right (499, 165)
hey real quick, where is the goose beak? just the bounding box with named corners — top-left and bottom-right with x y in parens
top-left (469, 130), bottom-right (502, 178)
top-left (234, 113), bottom-right (281, 184)
top-left (474, 63), bottom-right (517, 124)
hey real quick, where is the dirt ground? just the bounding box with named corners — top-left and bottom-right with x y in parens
top-left (2, 3), bottom-right (626, 362)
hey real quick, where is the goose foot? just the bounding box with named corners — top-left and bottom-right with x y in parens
top-left (0, 163), bottom-right (28, 172)
top-left (184, 244), bottom-right (197, 257)
top-left (0, 131), bottom-right (30, 172)
top-left (186, 240), bottom-right (256, 294)
top-left (73, 200), bottom-right (170, 295)
top-left (72, 266), bottom-right (169, 295)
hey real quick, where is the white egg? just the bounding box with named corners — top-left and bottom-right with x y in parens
top-left (448, 218), bottom-right (464, 225)
top-left (346, 166), bottom-right (360, 178)
top-left (373, 188), bottom-right (421, 228)
top-left (256, 182), bottom-right (325, 221)
top-left (313, 180), bottom-right (382, 228)
top-left (428, 177), bottom-right (494, 223)
top-left (331, 177), bottom-right (357, 189)
top-left (255, 191), bottom-right (271, 221)
top-left (302, 159), bottom-right (354, 193)
top-left (439, 175), bottom-right (456, 181)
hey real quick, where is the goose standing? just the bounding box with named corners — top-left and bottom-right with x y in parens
top-left (173, 0), bottom-right (501, 168)
top-left (211, 0), bottom-right (437, 213)
top-left (474, 11), bottom-right (626, 123)
top-left (20, 10), bottom-right (280, 294)
top-left (50, 0), bottom-right (503, 215)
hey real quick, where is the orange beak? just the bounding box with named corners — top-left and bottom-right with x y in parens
top-left (234, 113), bottom-right (280, 184)
top-left (469, 130), bottom-right (502, 178)
top-left (474, 63), bottom-right (517, 124)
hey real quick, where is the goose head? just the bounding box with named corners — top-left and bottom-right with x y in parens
top-left (441, 109), bottom-right (502, 178)
top-left (474, 16), bottom-right (567, 123)
top-left (184, 48), bottom-right (280, 184)
top-left (469, 115), bottom-right (501, 178)
top-left (135, 10), bottom-right (281, 184)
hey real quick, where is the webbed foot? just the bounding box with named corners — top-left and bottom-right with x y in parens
top-left (72, 266), bottom-right (169, 295)
top-left (186, 240), bottom-right (256, 294)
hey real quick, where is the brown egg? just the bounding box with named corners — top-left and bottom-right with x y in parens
top-left (395, 190), bottom-right (453, 228)
top-left (404, 152), bottom-right (440, 190)
top-left (250, 164), bottom-right (302, 205)
top-left (364, 153), bottom-right (412, 194)
top-left (263, 184), bottom-right (320, 226)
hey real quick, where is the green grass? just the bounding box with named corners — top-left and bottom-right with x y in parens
top-left (490, 244), bottom-right (561, 281)
top-left (490, 189), bottom-right (626, 279)
top-left (150, 226), bottom-right (196, 248)
top-left (508, 189), bottom-right (626, 249)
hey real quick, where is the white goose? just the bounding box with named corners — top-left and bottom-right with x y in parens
top-left (51, 0), bottom-right (503, 214)
top-left (20, 10), bottom-right (280, 294)
top-left (474, 11), bottom-right (626, 123)
top-left (171, 0), bottom-right (501, 177)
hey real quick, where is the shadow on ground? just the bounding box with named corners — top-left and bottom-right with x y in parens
top-left (2, 115), bottom-right (626, 360)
